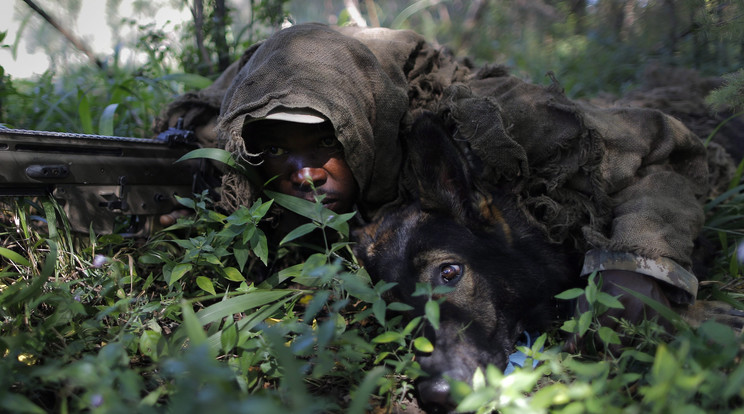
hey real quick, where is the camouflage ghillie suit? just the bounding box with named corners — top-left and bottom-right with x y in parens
top-left (157, 23), bottom-right (735, 305)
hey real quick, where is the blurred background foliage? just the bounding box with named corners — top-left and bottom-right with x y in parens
top-left (2, 0), bottom-right (743, 134)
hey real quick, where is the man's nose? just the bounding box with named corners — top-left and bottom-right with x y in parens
top-left (290, 167), bottom-right (328, 188)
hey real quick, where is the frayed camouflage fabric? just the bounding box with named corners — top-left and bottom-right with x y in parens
top-left (156, 23), bottom-right (735, 304)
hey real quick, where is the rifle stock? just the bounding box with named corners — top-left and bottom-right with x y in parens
top-left (0, 128), bottom-right (217, 236)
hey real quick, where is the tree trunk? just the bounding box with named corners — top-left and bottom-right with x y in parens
top-left (192, 0), bottom-right (212, 72)
top-left (214, 0), bottom-right (231, 72)
top-left (568, 0), bottom-right (586, 34)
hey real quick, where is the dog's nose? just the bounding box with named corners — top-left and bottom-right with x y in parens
top-left (417, 376), bottom-right (456, 412)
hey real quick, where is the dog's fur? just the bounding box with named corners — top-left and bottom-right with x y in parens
top-left (352, 112), bottom-right (581, 411)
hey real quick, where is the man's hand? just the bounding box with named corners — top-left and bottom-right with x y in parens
top-left (159, 209), bottom-right (193, 227)
top-left (566, 270), bottom-right (672, 353)
top-left (594, 270), bottom-right (671, 328)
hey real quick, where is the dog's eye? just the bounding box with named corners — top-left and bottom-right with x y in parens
top-left (439, 263), bottom-right (462, 284)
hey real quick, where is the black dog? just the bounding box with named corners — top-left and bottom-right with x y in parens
top-left (353, 112), bottom-right (581, 412)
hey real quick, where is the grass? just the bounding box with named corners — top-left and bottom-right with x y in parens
top-left (1, 167), bottom-right (743, 413)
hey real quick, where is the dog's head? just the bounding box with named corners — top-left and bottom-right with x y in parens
top-left (353, 112), bottom-right (576, 412)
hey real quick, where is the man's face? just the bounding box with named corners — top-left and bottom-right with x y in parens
top-left (244, 120), bottom-right (358, 213)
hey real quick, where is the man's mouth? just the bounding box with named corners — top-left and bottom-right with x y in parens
top-left (296, 193), bottom-right (340, 212)
top-left (320, 198), bottom-right (340, 212)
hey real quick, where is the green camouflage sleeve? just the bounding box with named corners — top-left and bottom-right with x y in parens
top-left (581, 249), bottom-right (698, 305)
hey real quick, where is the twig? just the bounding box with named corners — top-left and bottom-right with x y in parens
top-left (21, 0), bottom-right (103, 69)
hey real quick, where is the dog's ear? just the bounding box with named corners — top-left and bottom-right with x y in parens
top-left (403, 111), bottom-right (474, 222)
top-left (403, 111), bottom-right (512, 240)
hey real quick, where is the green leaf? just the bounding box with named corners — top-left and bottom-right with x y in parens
top-left (206, 297), bottom-right (294, 352)
top-left (650, 344), bottom-right (677, 383)
top-left (412, 282), bottom-right (432, 297)
top-left (472, 367), bottom-right (486, 390)
top-left (0, 393), bottom-right (47, 414)
top-left (374, 351), bottom-right (391, 364)
top-left (177, 148), bottom-right (240, 169)
top-left (324, 211), bottom-right (356, 236)
top-left (252, 229), bottom-right (269, 265)
top-left (456, 389), bottom-right (497, 413)
top-left (195, 290), bottom-right (296, 325)
top-left (723, 360), bottom-right (744, 399)
top-left (555, 288), bottom-right (586, 300)
top-left (619, 286), bottom-right (686, 328)
top-left (372, 298), bottom-right (387, 326)
top-left (266, 190), bottom-right (323, 221)
top-left (41, 199), bottom-right (59, 241)
top-left (578, 311), bottom-right (592, 336)
top-left (374, 280), bottom-right (397, 295)
top-left (386, 302), bottom-right (414, 312)
top-left (265, 190), bottom-right (351, 233)
top-left (180, 301), bottom-right (212, 356)
top-left (598, 326), bottom-right (621, 345)
top-left (705, 183), bottom-right (744, 213)
top-left (139, 330), bottom-right (162, 361)
top-left (196, 276), bottom-right (217, 295)
top-left (169, 263), bottom-right (192, 285)
top-left (414, 336), bottom-right (434, 353)
top-left (0, 247), bottom-right (30, 267)
top-left (622, 349), bottom-right (655, 363)
top-left (372, 331), bottom-right (403, 343)
top-left (403, 316), bottom-right (422, 336)
top-left (233, 245), bottom-right (250, 272)
top-left (98, 103), bottom-right (118, 136)
top-left (220, 322), bottom-right (238, 353)
top-left (78, 90), bottom-right (93, 134)
top-left (222, 266), bottom-right (246, 282)
top-left (449, 380), bottom-right (474, 406)
top-left (175, 195), bottom-right (196, 209)
top-left (585, 281), bottom-right (598, 305)
top-left (566, 359), bottom-right (609, 379)
top-left (40, 239), bottom-right (57, 278)
top-left (425, 300), bottom-right (440, 330)
top-left (250, 199), bottom-right (274, 220)
top-left (596, 292), bottom-right (624, 309)
top-left (347, 367), bottom-right (387, 414)
top-left (698, 320), bottom-right (737, 346)
top-left (341, 271), bottom-right (377, 302)
top-left (303, 290), bottom-right (331, 322)
top-left (485, 364), bottom-right (502, 385)
top-left (279, 222), bottom-right (317, 245)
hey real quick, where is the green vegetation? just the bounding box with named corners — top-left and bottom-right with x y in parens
top-left (2, 1), bottom-right (744, 413)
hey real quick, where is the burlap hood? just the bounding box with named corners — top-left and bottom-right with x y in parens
top-left (161, 24), bottom-right (719, 297)
top-left (217, 24), bottom-right (416, 214)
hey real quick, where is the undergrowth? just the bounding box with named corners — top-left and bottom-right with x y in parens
top-left (2, 169), bottom-right (744, 413)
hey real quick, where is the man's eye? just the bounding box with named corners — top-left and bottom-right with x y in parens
top-left (320, 136), bottom-right (339, 148)
top-left (264, 145), bottom-right (287, 157)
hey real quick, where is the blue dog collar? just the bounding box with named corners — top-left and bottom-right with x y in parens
top-left (504, 331), bottom-right (541, 374)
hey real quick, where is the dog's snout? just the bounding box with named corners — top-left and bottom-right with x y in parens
top-left (417, 376), bottom-right (456, 413)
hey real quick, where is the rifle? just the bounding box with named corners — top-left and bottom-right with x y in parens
top-left (0, 125), bottom-right (219, 236)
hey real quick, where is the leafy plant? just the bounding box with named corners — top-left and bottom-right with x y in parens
top-left (448, 279), bottom-right (744, 414)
